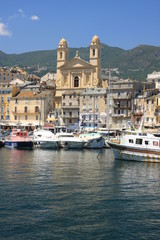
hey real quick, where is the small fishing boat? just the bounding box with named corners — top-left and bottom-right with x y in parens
top-left (108, 130), bottom-right (160, 162)
top-left (79, 132), bottom-right (105, 149)
top-left (33, 129), bottom-right (60, 149)
top-left (56, 132), bottom-right (85, 149)
top-left (4, 128), bottom-right (33, 149)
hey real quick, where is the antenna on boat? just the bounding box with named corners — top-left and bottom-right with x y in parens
top-left (106, 68), bottom-right (111, 139)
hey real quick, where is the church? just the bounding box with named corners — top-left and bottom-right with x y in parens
top-left (55, 35), bottom-right (102, 110)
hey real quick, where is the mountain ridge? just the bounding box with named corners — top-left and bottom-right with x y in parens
top-left (0, 44), bottom-right (160, 80)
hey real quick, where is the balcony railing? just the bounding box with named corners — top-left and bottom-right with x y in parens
top-left (12, 110), bottom-right (41, 115)
top-left (112, 113), bottom-right (131, 118)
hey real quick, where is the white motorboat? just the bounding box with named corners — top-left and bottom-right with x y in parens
top-left (108, 129), bottom-right (160, 162)
top-left (56, 132), bottom-right (85, 149)
top-left (33, 129), bottom-right (60, 149)
top-left (79, 132), bottom-right (105, 149)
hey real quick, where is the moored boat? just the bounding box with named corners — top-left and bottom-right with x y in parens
top-left (79, 132), bottom-right (105, 149)
top-left (108, 130), bottom-right (160, 162)
top-left (4, 128), bottom-right (33, 150)
top-left (56, 132), bottom-right (85, 149)
top-left (33, 129), bottom-right (60, 149)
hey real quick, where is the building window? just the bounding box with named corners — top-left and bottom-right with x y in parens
top-left (36, 115), bottom-right (38, 120)
top-left (35, 106), bottom-right (39, 112)
top-left (15, 115), bottom-right (17, 120)
top-left (25, 115), bottom-right (27, 120)
top-left (63, 95), bottom-right (65, 99)
top-left (69, 95), bottom-right (72, 99)
top-left (24, 106), bottom-right (27, 113)
top-left (136, 139), bottom-right (143, 145)
top-left (89, 105), bottom-right (92, 112)
top-left (74, 76), bottom-right (79, 87)
top-left (69, 112), bottom-right (72, 117)
top-left (93, 49), bottom-right (95, 56)
top-left (60, 52), bottom-right (63, 59)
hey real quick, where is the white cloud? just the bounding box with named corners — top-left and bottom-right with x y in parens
top-left (18, 8), bottom-right (25, 17)
top-left (30, 15), bottom-right (40, 21)
top-left (0, 22), bottom-right (11, 36)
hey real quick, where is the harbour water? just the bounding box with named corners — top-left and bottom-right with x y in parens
top-left (0, 148), bottom-right (160, 239)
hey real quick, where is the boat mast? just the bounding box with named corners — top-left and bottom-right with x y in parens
top-left (107, 68), bottom-right (111, 138)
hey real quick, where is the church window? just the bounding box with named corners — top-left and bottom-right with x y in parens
top-left (74, 76), bottom-right (79, 87)
top-left (60, 52), bottom-right (63, 59)
top-left (93, 49), bottom-right (95, 56)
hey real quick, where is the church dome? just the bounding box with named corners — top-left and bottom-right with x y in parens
top-left (59, 38), bottom-right (68, 47)
top-left (91, 35), bottom-right (100, 44)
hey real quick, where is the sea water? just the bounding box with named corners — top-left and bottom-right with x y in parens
top-left (0, 148), bottom-right (160, 239)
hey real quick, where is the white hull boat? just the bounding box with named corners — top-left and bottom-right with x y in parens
top-left (33, 129), bottom-right (60, 149)
top-left (56, 132), bottom-right (85, 149)
top-left (79, 132), bottom-right (105, 149)
top-left (108, 130), bottom-right (160, 163)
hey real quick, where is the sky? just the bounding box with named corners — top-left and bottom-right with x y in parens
top-left (0, 0), bottom-right (159, 54)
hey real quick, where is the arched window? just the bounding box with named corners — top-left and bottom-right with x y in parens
top-left (74, 76), bottom-right (79, 87)
top-left (60, 52), bottom-right (63, 59)
top-left (93, 49), bottom-right (95, 56)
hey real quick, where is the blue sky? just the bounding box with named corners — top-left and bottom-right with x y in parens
top-left (0, 0), bottom-right (159, 53)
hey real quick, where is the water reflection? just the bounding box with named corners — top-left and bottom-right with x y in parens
top-left (0, 148), bottom-right (160, 239)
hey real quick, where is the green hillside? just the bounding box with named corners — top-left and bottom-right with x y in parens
top-left (0, 44), bottom-right (160, 80)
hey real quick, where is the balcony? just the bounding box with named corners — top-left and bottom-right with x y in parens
top-left (113, 95), bottom-right (132, 100)
top-left (62, 105), bottom-right (79, 109)
top-left (114, 105), bottom-right (131, 109)
top-left (112, 113), bottom-right (131, 118)
top-left (62, 115), bottom-right (79, 119)
top-left (12, 110), bottom-right (41, 115)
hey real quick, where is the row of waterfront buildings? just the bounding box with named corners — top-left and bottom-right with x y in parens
top-left (0, 35), bottom-right (160, 131)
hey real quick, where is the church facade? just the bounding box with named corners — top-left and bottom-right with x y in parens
top-left (55, 35), bottom-right (102, 111)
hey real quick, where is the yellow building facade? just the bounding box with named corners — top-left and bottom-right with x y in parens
top-left (0, 83), bottom-right (19, 121)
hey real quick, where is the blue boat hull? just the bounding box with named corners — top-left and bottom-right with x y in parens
top-left (4, 140), bottom-right (33, 150)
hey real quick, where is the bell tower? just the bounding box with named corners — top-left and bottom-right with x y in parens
top-left (90, 35), bottom-right (101, 81)
top-left (57, 38), bottom-right (69, 69)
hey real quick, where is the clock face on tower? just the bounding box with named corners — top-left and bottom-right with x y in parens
top-left (92, 59), bottom-right (95, 63)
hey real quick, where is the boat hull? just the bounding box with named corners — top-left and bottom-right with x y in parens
top-left (60, 141), bottom-right (84, 149)
top-left (34, 141), bottom-right (60, 149)
top-left (84, 137), bottom-right (105, 149)
top-left (4, 140), bottom-right (33, 150)
top-left (108, 141), bottom-right (160, 162)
